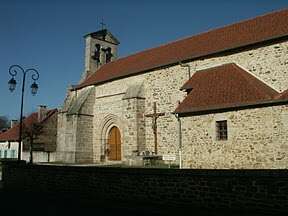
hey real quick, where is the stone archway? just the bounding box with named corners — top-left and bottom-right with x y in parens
top-left (107, 126), bottom-right (121, 160)
top-left (98, 114), bottom-right (122, 161)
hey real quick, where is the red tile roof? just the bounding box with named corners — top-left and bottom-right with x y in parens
top-left (0, 109), bottom-right (57, 142)
top-left (77, 8), bottom-right (288, 89)
top-left (174, 63), bottom-right (285, 115)
top-left (277, 89), bottom-right (288, 100)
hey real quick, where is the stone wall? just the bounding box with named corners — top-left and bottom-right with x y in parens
top-left (75, 115), bottom-right (93, 162)
top-left (143, 65), bottom-right (187, 156)
top-left (56, 114), bottom-right (77, 162)
top-left (91, 64), bottom-right (187, 162)
top-left (189, 39), bottom-right (288, 93)
top-left (2, 162), bottom-right (288, 214)
top-left (57, 36), bottom-right (288, 167)
top-left (22, 151), bottom-right (56, 163)
top-left (181, 105), bottom-right (288, 169)
top-left (56, 89), bottom-right (78, 162)
top-left (75, 88), bottom-right (95, 163)
top-left (123, 97), bottom-right (146, 155)
top-left (87, 39), bottom-right (288, 165)
top-left (93, 91), bottom-right (127, 162)
top-left (57, 88), bottom-right (95, 163)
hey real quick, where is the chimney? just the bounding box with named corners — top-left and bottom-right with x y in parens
top-left (38, 105), bottom-right (47, 122)
top-left (10, 120), bottom-right (18, 128)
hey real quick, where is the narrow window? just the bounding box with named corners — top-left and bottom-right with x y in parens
top-left (216, 120), bottom-right (228, 140)
top-left (105, 47), bottom-right (113, 63)
top-left (92, 44), bottom-right (101, 64)
top-left (4, 150), bottom-right (7, 158)
top-left (10, 150), bottom-right (16, 158)
top-left (102, 47), bottom-right (113, 63)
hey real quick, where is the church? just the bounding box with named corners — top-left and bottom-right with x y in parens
top-left (56, 9), bottom-right (288, 169)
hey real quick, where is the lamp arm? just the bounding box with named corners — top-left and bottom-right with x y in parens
top-left (25, 68), bottom-right (39, 81)
top-left (9, 65), bottom-right (25, 77)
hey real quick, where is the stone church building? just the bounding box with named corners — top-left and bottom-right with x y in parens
top-left (56, 9), bottom-right (288, 168)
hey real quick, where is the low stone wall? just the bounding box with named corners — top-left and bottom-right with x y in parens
top-left (2, 161), bottom-right (288, 213)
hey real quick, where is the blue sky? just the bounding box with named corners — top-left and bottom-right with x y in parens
top-left (1, 0), bottom-right (287, 120)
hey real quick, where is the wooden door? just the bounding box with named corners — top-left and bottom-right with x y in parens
top-left (108, 126), bottom-right (121, 160)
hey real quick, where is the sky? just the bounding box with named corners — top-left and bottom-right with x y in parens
top-left (0, 0), bottom-right (287, 120)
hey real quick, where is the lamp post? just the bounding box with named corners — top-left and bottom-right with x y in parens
top-left (8, 65), bottom-right (39, 161)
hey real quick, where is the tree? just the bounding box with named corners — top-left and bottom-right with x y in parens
top-left (0, 116), bottom-right (9, 131)
top-left (23, 122), bottom-right (43, 163)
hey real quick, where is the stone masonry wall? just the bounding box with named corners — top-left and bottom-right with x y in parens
top-left (190, 40), bottom-right (288, 92)
top-left (91, 65), bottom-right (187, 162)
top-left (123, 98), bottom-right (140, 157)
top-left (56, 89), bottom-right (78, 163)
top-left (56, 114), bottom-right (78, 162)
top-left (22, 151), bottom-right (57, 163)
top-left (93, 92), bottom-right (127, 162)
top-left (56, 113), bottom-right (67, 161)
top-left (75, 88), bottom-right (95, 163)
top-left (88, 39), bottom-right (288, 165)
top-left (57, 87), bottom-right (95, 163)
top-left (181, 105), bottom-right (288, 169)
top-left (2, 162), bottom-right (288, 214)
top-left (122, 98), bottom-right (146, 163)
top-left (75, 115), bottom-right (93, 163)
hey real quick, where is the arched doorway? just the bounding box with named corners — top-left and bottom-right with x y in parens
top-left (107, 126), bottom-right (121, 161)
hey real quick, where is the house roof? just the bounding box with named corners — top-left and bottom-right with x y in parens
top-left (0, 109), bottom-right (57, 142)
top-left (174, 63), bottom-right (287, 115)
top-left (76, 8), bottom-right (288, 90)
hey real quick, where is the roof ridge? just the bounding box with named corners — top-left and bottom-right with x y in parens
top-left (0, 108), bottom-right (57, 142)
top-left (105, 8), bottom-right (288, 66)
top-left (77, 8), bottom-right (288, 89)
top-left (40, 109), bottom-right (58, 123)
top-left (174, 62), bottom-right (287, 115)
top-left (232, 64), bottom-right (278, 100)
top-left (180, 63), bottom-right (235, 90)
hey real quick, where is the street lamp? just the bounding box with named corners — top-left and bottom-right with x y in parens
top-left (8, 65), bottom-right (39, 161)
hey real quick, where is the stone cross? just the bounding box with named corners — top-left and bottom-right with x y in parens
top-left (145, 102), bottom-right (165, 155)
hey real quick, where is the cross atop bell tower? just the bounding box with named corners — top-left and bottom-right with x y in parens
top-left (81, 27), bottom-right (120, 81)
top-left (100, 21), bottom-right (106, 30)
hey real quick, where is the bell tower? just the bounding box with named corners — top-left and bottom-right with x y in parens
top-left (82, 29), bottom-right (120, 80)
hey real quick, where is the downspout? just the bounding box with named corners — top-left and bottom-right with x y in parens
top-left (179, 62), bottom-right (191, 79)
top-left (175, 113), bottom-right (182, 169)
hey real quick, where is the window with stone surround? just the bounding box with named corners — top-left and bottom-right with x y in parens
top-left (216, 120), bottom-right (228, 141)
